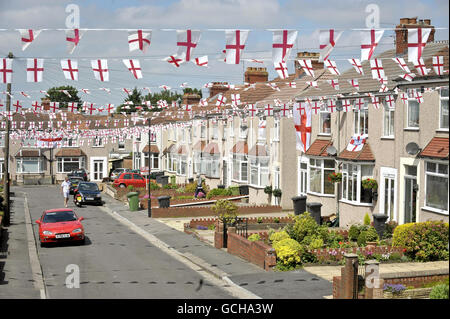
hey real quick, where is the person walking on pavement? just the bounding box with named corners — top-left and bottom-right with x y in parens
top-left (61, 176), bottom-right (71, 208)
top-left (194, 173), bottom-right (204, 198)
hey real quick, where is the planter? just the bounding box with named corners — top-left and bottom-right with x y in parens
top-left (366, 241), bottom-right (377, 248)
top-left (383, 288), bottom-right (433, 299)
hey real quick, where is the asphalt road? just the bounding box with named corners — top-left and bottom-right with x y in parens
top-left (19, 186), bottom-right (234, 299)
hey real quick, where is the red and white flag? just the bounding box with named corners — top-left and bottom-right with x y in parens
top-left (264, 104), bottom-right (274, 117)
top-left (231, 94), bottom-right (241, 106)
top-left (327, 79), bottom-right (339, 90)
top-left (274, 61), bottom-right (289, 79)
top-left (319, 29), bottom-right (343, 62)
top-left (293, 98), bottom-right (311, 152)
top-left (128, 30), bottom-right (151, 52)
top-left (327, 99), bottom-right (337, 113)
top-left (60, 59), bottom-right (78, 81)
top-left (18, 29), bottom-right (42, 51)
top-left (67, 102), bottom-right (78, 113)
top-left (164, 55), bottom-right (185, 68)
top-left (123, 59), bottom-right (143, 79)
top-left (432, 56), bottom-right (445, 75)
top-left (224, 30), bottom-right (249, 64)
top-left (324, 59), bottom-right (340, 75)
top-left (91, 59), bottom-right (109, 81)
top-left (371, 96), bottom-right (381, 109)
top-left (385, 95), bottom-right (396, 108)
top-left (348, 58), bottom-right (364, 75)
top-left (66, 28), bottom-right (85, 54)
top-left (26, 58), bottom-right (44, 82)
top-left (342, 99), bottom-right (352, 112)
top-left (287, 82), bottom-right (297, 88)
top-left (176, 29), bottom-right (201, 62)
top-left (360, 29), bottom-right (384, 61)
top-left (415, 90), bottom-right (424, 103)
top-left (298, 59), bottom-right (315, 77)
top-left (216, 94), bottom-right (227, 107)
top-left (413, 58), bottom-right (429, 76)
top-left (247, 104), bottom-right (257, 117)
top-left (408, 28), bottom-right (431, 62)
top-left (370, 58), bottom-right (385, 79)
top-left (348, 79), bottom-right (359, 90)
top-left (392, 57), bottom-right (411, 73)
top-left (354, 98), bottom-right (365, 110)
top-left (306, 81), bottom-right (318, 88)
top-left (347, 135), bottom-right (366, 152)
top-left (279, 104), bottom-right (290, 117)
top-left (399, 73), bottom-right (416, 82)
top-left (272, 30), bottom-right (297, 63)
top-left (0, 58), bottom-right (13, 83)
top-left (192, 55), bottom-right (208, 67)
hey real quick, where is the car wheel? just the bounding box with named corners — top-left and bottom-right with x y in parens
top-left (119, 184), bottom-right (126, 188)
top-left (40, 241), bottom-right (46, 248)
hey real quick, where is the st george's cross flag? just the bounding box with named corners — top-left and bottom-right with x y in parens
top-left (66, 28), bottom-right (85, 54)
top-left (60, 59), bottom-right (78, 81)
top-left (123, 59), bottom-right (143, 79)
top-left (26, 58), bottom-right (44, 82)
top-left (346, 134), bottom-right (367, 152)
top-left (272, 29), bottom-right (297, 63)
top-left (128, 30), bottom-right (152, 52)
top-left (224, 30), bottom-right (249, 65)
top-left (408, 28), bottom-right (431, 62)
top-left (91, 59), bottom-right (109, 81)
top-left (18, 29), bottom-right (42, 51)
top-left (360, 29), bottom-right (384, 61)
top-left (293, 98), bottom-right (311, 152)
top-left (176, 29), bottom-right (201, 62)
top-left (319, 29), bottom-right (343, 62)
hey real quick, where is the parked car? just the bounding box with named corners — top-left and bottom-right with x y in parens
top-left (110, 168), bottom-right (132, 180)
top-left (69, 177), bottom-right (84, 195)
top-left (35, 209), bottom-right (85, 247)
top-left (73, 182), bottom-right (103, 206)
top-left (68, 168), bottom-right (88, 181)
top-left (113, 172), bottom-right (148, 188)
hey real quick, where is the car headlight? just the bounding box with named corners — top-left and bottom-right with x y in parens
top-left (72, 228), bottom-right (82, 233)
top-left (43, 231), bottom-right (53, 235)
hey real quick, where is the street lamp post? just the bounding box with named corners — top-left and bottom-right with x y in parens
top-left (147, 115), bottom-right (152, 218)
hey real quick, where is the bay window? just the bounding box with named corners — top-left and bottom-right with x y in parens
top-left (204, 154), bottom-right (220, 178)
top-left (176, 155), bottom-right (187, 176)
top-left (249, 156), bottom-right (269, 187)
top-left (16, 157), bottom-right (43, 173)
top-left (232, 154), bottom-right (248, 182)
top-left (145, 153), bottom-right (159, 170)
top-left (57, 157), bottom-right (85, 173)
top-left (425, 161), bottom-right (448, 213)
top-left (309, 158), bottom-right (335, 195)
top-left (341, 163), bottom-right (374, 204)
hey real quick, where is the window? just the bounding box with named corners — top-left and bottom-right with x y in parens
top-left (172, 128), bottom-right (177, 142)
top-left (212, 123), bottom-right (218, 140)
top-left (145, 153), bottom-right (159, 170)
top-left (383, 103), bottom-right (395, 137)
top-left (341, 163), bottom-right (374, 204)
top-left (249, 156), bottom-right (269, 187)
top-left (239, 120), bottom-right (248, 139)
top-left (273, 118), bottom-right (280, 141)
top-left (133, 174), bottom-right (144, 180)
top-left (188, 127), bottom-right (192, 144)
top-left (258, 119), bottom-right (266, 141)
top-left (16, 157), bottom-right (43, 173)
top-left (440, 87), bottom-right (449, 130)
top-left (232, 154), bottom-right (248, 182)
top-left (57, 157), bottom-right (85, 173)
top-left (177, 155), bottom-right (187, 176)
top-left (204, 154), bottom-right (220, 178)
top-left (354, 102), bottom-right (369, 135)
top-left (181, 129), bottom-right (186, 143)
top-left (93, 137), bottom-right (104, 147)
top-left (0, 134), bottom-right (4, 147)
top-left (118, 140), bottom-right (125, 149)
top-left (425, 162), bottom-right (448, 213)
top-left (298, 159), bottom-right (308, 195)
top-left (200, 124), bottom-right (206, 139)
top-left (134, 152), bottom-right (141, 170)
top-left (406, 92), bottom-right (420, 128)
top-left (230, 118), bottom-right (235, 137)
top-left (319, 110), bottom-right (331, 135)
top-left (123, 173), bottom-right (132, 180)
top-left (308, 158), bottom-right (335, 195)
top-left (222, 125), bottom-right (228, 140)
top-left (63, 138), bottom-right (78, 148)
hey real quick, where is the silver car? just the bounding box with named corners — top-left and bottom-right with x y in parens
top-left (110, 168), bottom-right (131, 180)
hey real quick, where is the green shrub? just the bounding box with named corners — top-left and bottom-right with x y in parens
top-left (290, 212), bottom-right (327, 243)
top-left (269, 230), bottom-right (290, 245)
top-left (257, 217), bottom-right (263, 224)
top-left (211, 200), bottom-right (238, 223)
top-left (392, 221), bottom-right (449, 262)
top-left (272, 238), bottom-right (302, 269)
top-left (383, 221), bottom-right (398, 239)
top-left (228, 186), bottom-right (240, 196)
top-left (248, 234), bottom-right (261, 242)
top-left (184, 182), bottom-right (197, 193)
top-left (365, 226), bottom-right (379, 242)
top-left (150, 182), bottom-right (160, 190)
top-left (429, 284), bottom-right (449, 299)
top-left (348, 224), bottom-right (361, 242)
top-left (357, 231), bottom-right (367, 247)
top-left (264, 185), bottom-right (273, 195)
top-left (206, 188), bottom-right (232, 199)
top-left (127, 185), bottom-right (134, 191)
top-left (273, 217), bottom-right (280, 224)
top-left (363, 213), bottom-right (371, 226)
top-left (307, 237), bottom-right (324, 250)
top-left (272, 188), bottom-right (282, 198)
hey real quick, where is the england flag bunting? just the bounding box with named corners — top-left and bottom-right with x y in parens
top-left (91, 59), bottom-right (109, 81)
top-left (354, 98), bottom-right (365, 110)
top-left (216, 94), bottom-right (227, 108)
top-left (247, 104), bottom-right (257, 117)
top-left (1, 58), bottom-right (13, 83)
top-left (165, 55), bottom-right (185, 67)
top-left (272, 30), bottom-right (297, 63)
top-left (123, 59), bottom-right (143, 79)
top-left (324, 59), bottom-right (340, 75)
top-left (66, 29), bottom-right (85, 54)
top-left (61, 59), bottom-right (78, 81)
top-left (306, 81), bottom-right (318, 88)
top-left (327, 99), bottom-right (337, 113)
top-left (370, 59), bottom-right (385, 80)
top-left (348, 58), bottom-right (364, 75)
top-left (18, 29), bottom-right (42, 51)
top-left (264, 104), bottom-right (274, 116)
top-left (432, 56), bottom-right (445, 75)
top-left (348, 79), bottom-right (359, 90)
top-left (327, 79), bottom-right (339, 90)
top-left (392, 57), bottom-right (411, 73)
top-left (342, 99), bottom-right (352, 112)
top-left (360, 29), bottom-right (384, 61)
top-left (274, 61), bottom-right (289, 79)
top-left (176, 29), bottom-right (201, 62)
top-left (399, 73), bottom-right (416, 82)
top-left (26, 58), bottom-right (44, 82)
top-left (413, 58), bottom-right (429, 76)
top-left (346, 134), bottom-right (367, 152)
top-left (231, 94), bottom-right (241, 106)
top-left (408, 28), bottom-right (431, 62)
top-left (279, 104), bottom-right (290, 117)
top-left (128, 30), bottom-right (152, 52)
top-left (371, 96), bottom-right (381, 109)
top-left (385, 95), bottom-right (396, 108)
top-left (224, 30), bottom-right (249, 64)
top-left (319, 29), bottom-right (343, 62)
top-left (310, 101), bottom-right (321, 115)
top-left (287, 82), bottom-right (297, 88)
top-left (192, 56), bottom-right (208, 67)
top-left (298, 59), bottom-right (315, 77)
top-left (293, 98), bottom-right (311, 152)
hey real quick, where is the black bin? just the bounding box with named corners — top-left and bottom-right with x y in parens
top-left (306, 202), bottom-right (322, 225)
top-left (217, 184), bottom-right (225, 189)
top-left (239, 185), bottom-right (249, 195)
top-left (157, 175), bottom-right (169, 186)
top-left (291, 195), bottom-right (307, 216)
top-left (157, 196), bottom-right (171, 208)
top-left (372, 213), bottom-right (389, 238)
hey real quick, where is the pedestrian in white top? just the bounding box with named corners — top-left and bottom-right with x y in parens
top-left (61, 177), bottom-right (71, 207)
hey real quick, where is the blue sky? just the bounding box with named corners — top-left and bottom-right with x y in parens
top-left (0, 0), bottom-right (448, 110)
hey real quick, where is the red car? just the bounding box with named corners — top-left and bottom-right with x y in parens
top-left (35, 209), bottom-right (85, 247)
top-left (113, 172), bottom-right (148, 188)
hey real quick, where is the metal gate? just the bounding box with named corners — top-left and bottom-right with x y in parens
top-left (223, 217), bottom-right (249, 248)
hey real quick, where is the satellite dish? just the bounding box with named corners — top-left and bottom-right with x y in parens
top-left (327, 146), bottom-right (337, 156)
top-left (406, 142), bottom-right (421, 155)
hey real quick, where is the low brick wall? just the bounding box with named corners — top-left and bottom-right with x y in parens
top-left (382, 273), bottom-right (449, 288)
top-left (226, 232), bottom-right (276, 271)
top-left (151, 205), bottom-right (282, 218)
top-left (188, 216), bottom-right (293, 229)
top-left (311, 246), bottom-right (405, 262)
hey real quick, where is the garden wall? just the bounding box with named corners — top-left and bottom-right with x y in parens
top-left (150, 205), bottom-right (282, 218)
top-left (188, 216), bottom-right (293, 229)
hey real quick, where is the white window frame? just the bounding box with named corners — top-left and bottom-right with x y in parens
top-left (319, 110), bottom-right (331, 135)
top-left (298, 156), bottom-right (308, 196)
top-left (176, 155), bottom-right (187, 176)
top-left (382, 103), bottom-right (395, 138)
top-left (307, 157), bottom-right (335, 196)
top-left (340, 162), bottom-right (374, 206)
top-left (273, 118), bottom-right (280, 142)
top-left (92, 137), bottom-right (105, 148)
top-left (16, 157), bottom-right (43, 174)
top-left (57, 157), bottom-right (85, 173)
top-left (232, 153), bottom-right (248, 183)
top-left (406, 92), bottom-right (420, 129)
top-left (423, 160), bottom-right (449, 215)
top-left (439, 87), bottom-right (449, 131)
top-left (249, 155), bottom-right (270, 188)
top-left (353, 102), bottom-right (369, 135)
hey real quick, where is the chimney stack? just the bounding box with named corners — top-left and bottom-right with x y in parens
top-left (395, 17), bottom-right (435, 55)
top-left (244, 67), bottom-right (269, 84)
top-left (294, 52), bottom-right (323, 79)
top-left (209, 82), bottom-right (229, 98)
top-left (182, 93), bottom-right (201, 105)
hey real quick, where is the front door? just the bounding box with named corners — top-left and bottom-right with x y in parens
top-left (404, 165), bottom-right (418, 223)
top-left (93, 160), bottom-right (104, 181)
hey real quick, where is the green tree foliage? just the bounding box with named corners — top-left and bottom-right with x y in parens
top-left (45, 86), bottom-right (83, 109)
top-left (116, 87), bottom-right (145, 114)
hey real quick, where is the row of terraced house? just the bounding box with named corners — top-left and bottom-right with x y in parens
top-left (133, 18), bottom-right (449, 227)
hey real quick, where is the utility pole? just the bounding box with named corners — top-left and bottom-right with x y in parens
top-left (147, 114), bottom-right (152, 218)
top-left (3, 52), bottom-right (13, 226)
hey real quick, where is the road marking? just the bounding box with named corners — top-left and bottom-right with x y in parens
top-left (99, 206), bottom-right (261, 299)
top-left (22, 192), bottom-right (48, 299)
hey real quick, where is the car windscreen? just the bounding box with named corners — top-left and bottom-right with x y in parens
top-left (78, 183), bottom-right (99, 192)
top-left (43, 211), bottom-right (77, 223)
top-left (70, 179), bottom-right (82, 184)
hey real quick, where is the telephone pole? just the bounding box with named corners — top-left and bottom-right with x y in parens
top-left (3, 52), bottom-right (13, 226)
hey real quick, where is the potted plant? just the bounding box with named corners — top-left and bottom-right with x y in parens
top-left (272, 188), bottom-right (282, 198)
top-left (362, 178), bottom-right (378, 201)
top-left (264, 185), bottom-right (273, 204)
top-left (328, 172), bottom-right (342, 184)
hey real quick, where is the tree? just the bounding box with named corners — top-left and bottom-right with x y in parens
top-left (116, 87), bottom-right (144, 114)
top-left (45, 86), bottom-right (83, 109)
top-left (182, 88), bottom-right (202, 97)
top-left (143, 90), bottom-right (183, 112)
